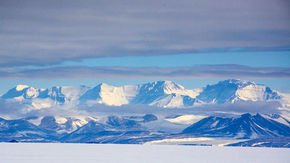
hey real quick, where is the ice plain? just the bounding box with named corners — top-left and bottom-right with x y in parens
top-left (0, 143), bottom-right (289, 163)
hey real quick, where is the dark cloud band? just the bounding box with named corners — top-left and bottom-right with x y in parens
top-left (0, 0), bottom-right (289, 66)
top-left (1, 65), bottom-right (289, 79)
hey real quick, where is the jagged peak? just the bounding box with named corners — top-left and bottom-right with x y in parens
top-left (92, 83), bottom-right (116, 90)
top-left (14, 85), bottom-right (64, 92)
top-left (142, 80), bottom-right (184, 90)
top-left (240, 113), bottom-right (253, 118)
top-left (155, 80), bottom-right (178, 85)
top-left (239, 113), bottom-right (265, 120)
top-left (219, 79), bottom-right (256, 86)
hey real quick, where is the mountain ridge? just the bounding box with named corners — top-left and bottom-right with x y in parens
top-left (1, 79), bottom-right (286, 109)
top-left (182, 113), bottom-right (290, 139)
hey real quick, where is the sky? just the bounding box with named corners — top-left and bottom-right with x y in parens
top-left (0, 0), bottom-right (289, 94)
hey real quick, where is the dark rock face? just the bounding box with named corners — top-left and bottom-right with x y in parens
top-left (39, 116), bottom-right (59, 130)
top-left (183, 113), bottom-right (290, 139)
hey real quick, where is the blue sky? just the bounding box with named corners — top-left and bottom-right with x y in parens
top-left (59, 50), bottom-right (290, 68)
top-left (0, 0), bottom-right (289, 94)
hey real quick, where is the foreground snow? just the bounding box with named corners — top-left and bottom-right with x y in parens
top-left (144, 137), bottom-right (246, 146)
top-left (0, 143), bottom-right (289, 163)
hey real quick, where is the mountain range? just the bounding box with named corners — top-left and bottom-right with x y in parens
top-left (0, 113), bottom-right (289, 146)
top-left (0, 79), bottom-right (289, 147)
top-left (1, 79), bottom-right (288, 109)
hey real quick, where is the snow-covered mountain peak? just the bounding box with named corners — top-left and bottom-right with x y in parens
top-left (2, 85), bottom-right (39, 99)
top-left (217, 79), bottom-right (255, 87)
top-left (131, 81), bottom-right (180, 105)
top-left (160, 80), bottom-right (183, 88)
top-left (15, 84), bottom-right (29, 91)
top-left (196, 79), bottom-right (280, 104)
top-left (80, 83), bottom-right (138, 106)
top-left (131, 80), bottom-right (200, 107)
top-left (163, 82), bottom-right (201, 98)
top-left (147, 80), bottom-right (184, 91)
top-left (235, 84), bottom-right (279, 101)
top-left (1, 79), bottom-right (287, 109)
top-left (1, 85), bottom-right (71, 108)
top-left (138, 80), bottom-right (194, 96)
top-left (163, 81), bottom-right (186, 92)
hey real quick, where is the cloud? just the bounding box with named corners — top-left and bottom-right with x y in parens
top-left (189, 101), bottom-right (284, 114)
top-left (0, 0), bottom-right (289, 66)
top-left (0, 99), bottom-right (284, 120)
top-left (0, 65), bottom-right (289, 79)
top-left (79, 101), bottom-right (284, 116)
